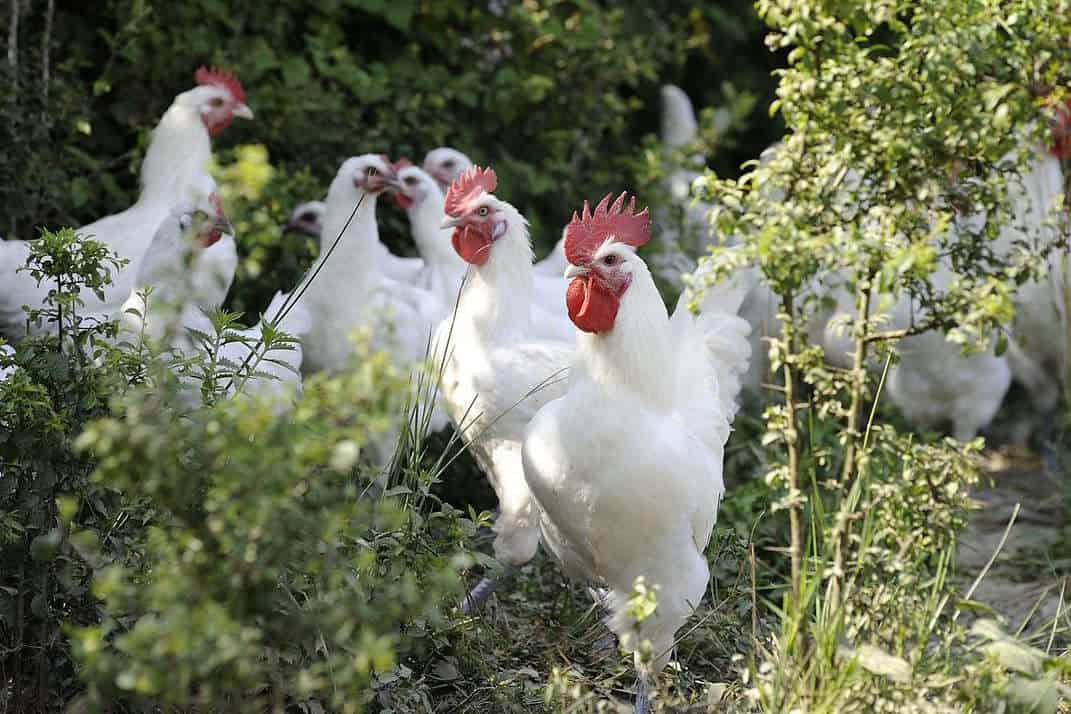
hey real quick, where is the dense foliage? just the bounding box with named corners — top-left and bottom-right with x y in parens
top-left (1, 0), bottom-right (780, 318)
top-left (2, 0), bottom-right (1071, 712)
top-left (700, 0), bottom-right (1071, 709)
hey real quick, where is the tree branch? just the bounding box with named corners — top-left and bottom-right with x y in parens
top-left (6, 0), bottom-right (17, 71)
top-left (41, 0), bottom-right (54, 95)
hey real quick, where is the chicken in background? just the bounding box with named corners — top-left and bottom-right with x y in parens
top-left (814, 112), bottom-right (1068, 439)
top-left (119, 192), bottom-right (309, 405)
top-left (654, 86), bottom-right (781, 395)
top-left (297, 154), bottom-right (442, 377)
top-left (387, 160), bottom-right (468, 316)
top-left (283, 200), bottom-right (327, 240)
top-left (986, 114), bottom-right (1069, 413)
top-left (433, 166), bottom-right (574, 612)
top-left (0, 67), bottom-right (253, 340)
top-left (423, 146), bottom-right (474, 192)
top-left (0, 343), bottom-right (13, 384)
top-left (119, 193), bottom-right (233, 347)
top-left (522, 193), bottom-right (751, 714)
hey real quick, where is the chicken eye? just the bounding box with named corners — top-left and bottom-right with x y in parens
top-left (299, 211), bottom-right (316, 222)
top-left (208, 97), bottom-right (225, 108)
top-left (477, 206), bottom-right (489, 217)
top-left (404, 176), bottom-right (419, 186)
top-left (602, 254), bottom-right (618, 266)
top-left (443, 159), bottom-right (456, 168)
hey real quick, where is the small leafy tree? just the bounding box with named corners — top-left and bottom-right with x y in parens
top-left (0, 229), bottom-right (148, 711)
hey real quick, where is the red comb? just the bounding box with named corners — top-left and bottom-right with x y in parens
top-left (209, 192), bottom-right (225, 217)
top-left (564, 192), bottom-right (650, 265)
top-left (195, 65), bottom-right (246, 105)
top-left (445, 166), bottom-right (497, 216)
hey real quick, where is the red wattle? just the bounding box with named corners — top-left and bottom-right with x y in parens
top-left (202, 114), bottom-right (233, 137)
top-left (392, 193), bottom-right (414, 210)
top-left (566, 276), bottom-right (619, 334)
top-left (200, 231), bottom-right (223, 248)
top-left (1051, 101), bottom-right (1071, 160)
top-left (451, 225), bottom-right (493, 265)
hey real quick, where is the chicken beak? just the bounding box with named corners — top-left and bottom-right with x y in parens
top-left (440, 215), bottom-right (464, 229)
top-left (233, 104), bottom-right (254, 120)
top-left (215, 216), bottom-right (235, 236)
top-left (564, 264), bottom-right (588, 280)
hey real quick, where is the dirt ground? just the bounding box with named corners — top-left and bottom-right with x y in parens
top-left (957, 448), bottom-right (1068, 639)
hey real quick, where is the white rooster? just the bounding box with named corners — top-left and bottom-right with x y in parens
top-left (423, 146), bottom-right (568, 278)
top-left (522, 193), bottom-right (751, 713)
top-left (390, 161), bottom-right (575, 341)
top-left (433, 166), bottom-right (574, 610)
top-left (0, 67), bottom-right (252, 339)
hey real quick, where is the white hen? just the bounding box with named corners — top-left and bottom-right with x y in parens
top-left (522, 193), bottom-right (751, 713)
top-left (423, 146), bottom-right (474, 192)
top-left (0, 67), bottom-right (252, 339)
top-left (434, 166), bottom-right (573, 607)
top-left (988, 134), bottom-right (1068, 411)
top-left (284, 200), bottom-right (326, 239)
top-left (120, 196), bottom-right (307, 404)
top-left (388, 162), bottom-right (468, 315)
top-left (299, 154), bottom-right (442, 375)
top-left (0, 343), bottom-right (13, 384)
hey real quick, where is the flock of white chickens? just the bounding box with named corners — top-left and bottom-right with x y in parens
top-left (1, 67), bottom-right (1069, 712)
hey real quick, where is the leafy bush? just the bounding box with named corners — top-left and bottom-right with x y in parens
top-left (0, 229), bottom-right (148, 710)
top-left (70, 345), bottom-right (464, 711)
top-left (3, 1), bottom-right (780, 255)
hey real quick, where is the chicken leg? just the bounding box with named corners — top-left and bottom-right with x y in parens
top-left (460, 564), bottom-right (516, 614)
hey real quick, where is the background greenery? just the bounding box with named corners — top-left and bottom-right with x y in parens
top-left (1, 0), bottom-right (782, 317)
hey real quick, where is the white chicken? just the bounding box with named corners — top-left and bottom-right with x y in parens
top-left (309, 157), bottom-right (424, 289)
top-left (283, 200), bottom-right (326, 239)
top-left (388, 161), bottom-right (468, 314)
top-left (0, 344), bottom-right (13, 384)
top-left (119, 194), bottom-right (234, 347)
top-left (0, 67), bottom-right (252, 339)
top-left (423, 146), bottom-right (568, 278)
top-left (120, 194), bottom-right (308, 404)
top-left (814, 119), bottom-right (1066, 438)
top-left (433, 166), bottom-right (574, 610)
top-left (390, 161), bottom-right (575, 341)
top-left (423, 146), bottom-right (474, 192)
top-left (988, 128), bottom-right (1068, 412)
top-left (522, 192), bottom-right (751, 713)
top-left (299, 154), bottom-right (442, 376)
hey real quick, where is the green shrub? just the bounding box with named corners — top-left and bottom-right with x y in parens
top-left (0, 229), bottom-right (149, 710)
top-left (69, 343), bottom-right (466, 711)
